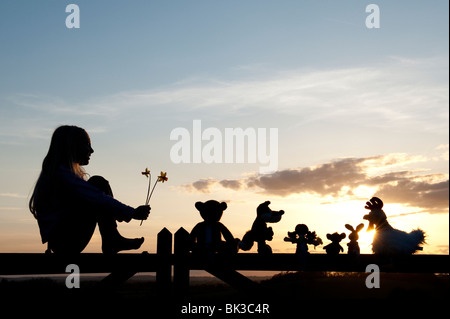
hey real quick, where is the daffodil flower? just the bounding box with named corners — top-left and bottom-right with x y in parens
top-left (141, 168), bottom-right (150, 177)
top-left (158, 171), bottom-right (168, 183)
top-left (140, 168), bottom-right (168, 226)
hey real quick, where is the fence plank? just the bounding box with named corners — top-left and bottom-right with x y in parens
top-left (0, 253), bottom-right (159, 275)
top-left (187, 253), bottom-right (449, 273)
top-left (1, 228), bottom-right (448, 300)
top-left (173, 227), bottom-right (191, 297)
top-left (156, 227), bottom-right (172, 294)
top-left (1, 253), bottom-right (447, 277)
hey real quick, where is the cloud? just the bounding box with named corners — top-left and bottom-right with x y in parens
top-left (2, 56), bottom-right (446, 149)
top-left (375, 177), bottom-right (449, 214)
top-left (114, 60), bottom-right (447, 132)
top-left (435, 144), bottom-right (449, 161)
top-left (6, 93), bottom-right (118, 117)
top-left (5, 56), bottom-right (447, 134)
top-left (0, 193), bottom-right (26, 199)
top-left (182, 178), bottom-right (217, 193)
top-left (248, 158), bottom-right (370, 197)
top-left (219, 179), bottom-right (243, 191)
top-left (183, 154), bottom-right (449, 214)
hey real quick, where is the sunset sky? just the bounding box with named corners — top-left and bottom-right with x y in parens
top-left (0, 1), bottom-right (448, 255)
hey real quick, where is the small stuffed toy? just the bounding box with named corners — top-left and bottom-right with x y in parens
top-left (345, 223), bottom-right (364, 255)
top-left (284, 224), bottom-right (322, 255)
top-left (363, 197), bottom-right (425, 255)
top-left (323, 232), bottom-right (346, 256)
top-left (239, 201), bottom-right (285, 255)
top-left (190, 200), bottom-right (238, 258)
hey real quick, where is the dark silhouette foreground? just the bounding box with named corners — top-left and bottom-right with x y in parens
top-left (29, 125), bottom-right (150, 255)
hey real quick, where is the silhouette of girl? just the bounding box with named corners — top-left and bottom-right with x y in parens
top-left (29, 125), bottom-right (150, 255)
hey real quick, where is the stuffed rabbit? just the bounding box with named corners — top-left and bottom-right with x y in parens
top-left (345, 223), bottom-right (364, 255)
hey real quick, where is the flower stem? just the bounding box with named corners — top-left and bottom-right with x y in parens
top-left (141, 179), bottom-right (159, 226)
top-left (145, 173), bottom-right (152, 205)
top-left (147, 180), bottom-right (159, 203)
top-left (141, 173), bottom-right (152, 226)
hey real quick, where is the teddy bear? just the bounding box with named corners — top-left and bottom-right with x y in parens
top-left (284, 224), bottom-right (323, 255)
top-left (345, 223), bottom-right (364, 255)
top-left (239, 201), bottom-right (285, 255)
top-left (190, 200), bottom-right (238, 259)
top-left (323, 232), bottom-right (346, 256)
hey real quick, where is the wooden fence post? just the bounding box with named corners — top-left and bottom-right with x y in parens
top-left (173, 227), bottom-right (190, 297)
top-left (156, 227), bottom-right (172, 295)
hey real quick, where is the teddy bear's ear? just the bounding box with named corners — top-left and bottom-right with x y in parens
top-left (340, 233), bottom-right (346, 239)
top-left (220, 202), bottom-right (227, 211)
top-left (356, 223), bottom-right (365, 232)
top-left (263, 201), bottom-right (271, 206)
top-left (326, 234), bottom-right (332, 240)
top-left (345, 224), bottom-right (354, 231)
top-left (195, 201), bottom-right (204, 211)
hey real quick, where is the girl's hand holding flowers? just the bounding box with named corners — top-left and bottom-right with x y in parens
top-left (139, 168), bottom-right (168, 225)
top-left (134, 205), bottom-right (150, 221)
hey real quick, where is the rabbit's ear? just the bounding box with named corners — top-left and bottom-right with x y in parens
top-left (356, 223), bottom-right (365, 232)
top-left (345, 224), bottom-right (354, 231)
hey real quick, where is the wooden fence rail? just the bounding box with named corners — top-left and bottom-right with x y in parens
top-left (1, 227), bottom-right (448, 296)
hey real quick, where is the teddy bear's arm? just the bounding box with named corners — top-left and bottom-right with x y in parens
top-left (218, 223), bottom-right (235, 244)
top-left (190, 223), bottom-right (203, 243)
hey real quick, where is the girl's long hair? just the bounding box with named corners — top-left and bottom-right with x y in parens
top-left (29, 125), bottom-right (88, 218)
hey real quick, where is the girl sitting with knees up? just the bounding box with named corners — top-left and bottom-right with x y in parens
top-left (29, 125), bottom-right (150, 255)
